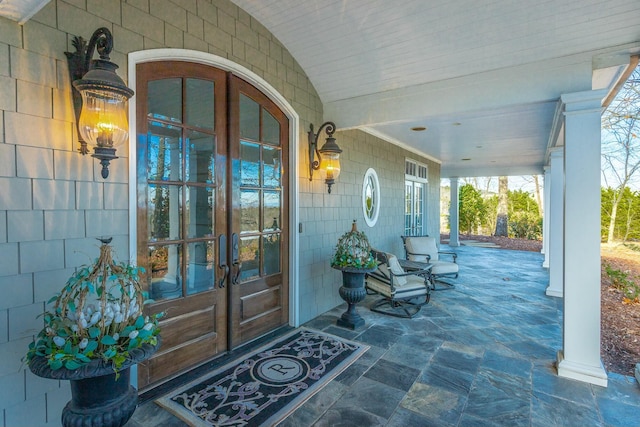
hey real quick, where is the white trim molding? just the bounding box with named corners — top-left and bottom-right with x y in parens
top-left (362, 168), bottom-right (380, 227)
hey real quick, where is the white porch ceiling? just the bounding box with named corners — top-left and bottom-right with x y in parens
top-left (0, 0), bottom-right (49, 24)
top-left (230, 0), bottom-right (640, 177)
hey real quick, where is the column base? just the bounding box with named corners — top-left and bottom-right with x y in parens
top-left (545, 286), bottom-right (563, 298)
top-left (557, 350), bottom-right (608, 387)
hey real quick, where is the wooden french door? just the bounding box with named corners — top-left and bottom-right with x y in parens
top-left (228, 76), bottom-right (289, 348)
top-left (135, 62), bottom-right (289, 389)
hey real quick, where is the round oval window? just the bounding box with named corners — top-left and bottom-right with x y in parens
top-left (362, 168), bottom-right (380, 227)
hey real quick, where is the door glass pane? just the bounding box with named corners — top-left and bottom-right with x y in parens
top-left (263, 191), bottom-right (280, 232)
top-left (262, 108), bottom-right (280, 146)
top-left (185, 78), bottom-right (214, 130)
top-left (186, 186), bottom-right (214, 238)
top-left (186, 130), bottom-right (215, 183)
top-left (262, 146), bottom-right (281, 188)
top-left (239, 236), bottom-right (259, 282)
top-left (415, 183), bottom-right (424, 231)
top-left (240, 141), bottom-right (260, 187)
top-left (148, 184), bottom-right (182, 241)
top-left (148, 244), bottom-right (182, 301)
top-left (404, 181), bottom-right (412, 235)
top-left (148, 78), bottom-right (182, 123)
top-left (239, 94), bottom-right (259, 141)
top-left (148, 121), bottom-right (182, 181)
top-left (186, 241), bottom-right (214, 295)
top-left (240, 189), bottom-right (260, 233)
top-left (263, 234), bottom-right (280, 276)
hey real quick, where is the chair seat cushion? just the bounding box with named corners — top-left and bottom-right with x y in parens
top-left (366, 274), bottom-right (427, 299)
top-left (431, 260), bottom-right (459, 275)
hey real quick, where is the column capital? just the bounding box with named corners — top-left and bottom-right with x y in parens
top-left (549, 147), bottom-right (564, 160)
top-left (561, 89), bottom-right (608, 112)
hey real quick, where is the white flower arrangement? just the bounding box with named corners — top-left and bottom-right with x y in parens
top-left (26, 239), bottom-right (163, 371)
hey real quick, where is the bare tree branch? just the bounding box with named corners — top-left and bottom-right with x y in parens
top-left (602, 64), bottom-right (640, 243)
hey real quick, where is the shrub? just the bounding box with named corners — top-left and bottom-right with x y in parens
top-left (508, 211), bottom-right (542, 240)
top-left (604, 262), bottom-right (640, 303)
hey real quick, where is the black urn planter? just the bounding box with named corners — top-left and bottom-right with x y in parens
top-left (28, 340), bottom-right (159, 427)
top-left (335, 266), bottom-right (376, 329)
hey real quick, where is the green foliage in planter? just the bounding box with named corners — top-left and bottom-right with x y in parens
top-left (330, 220), bottom-right (376, 269)
top-left (26, 240), bottom-right (163, 371)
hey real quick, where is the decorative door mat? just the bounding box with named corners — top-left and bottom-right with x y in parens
top-left (156, 328), bottom-right (368, 426)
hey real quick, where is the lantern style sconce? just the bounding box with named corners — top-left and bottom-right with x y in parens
top-left (65, 27), bottom-right (134, 179)
top-left (308, 122), bottom-right (342, 193)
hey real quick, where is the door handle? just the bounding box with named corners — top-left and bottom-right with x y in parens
top-left (231, 233), bottom-right (241, 285)
top-left (218, 234), bottom-right (228, 288)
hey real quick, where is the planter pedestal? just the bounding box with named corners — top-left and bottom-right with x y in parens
top-left (29, 341), bottom-right (159, 427)
top-left (336, 268), bottom-right (375, 330)
top-left (64, 368), bottom-right (138, 427)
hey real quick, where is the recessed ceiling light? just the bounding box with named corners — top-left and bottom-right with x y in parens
top-left (461, 158), bottom-right (471, 161)
top-left (411, 126), bottom-right (427, 131)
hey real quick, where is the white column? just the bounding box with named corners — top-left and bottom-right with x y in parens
top-left (557, 89), bottom-right (608, 387)
top-left (546, 149), bottom-right (563, 297)
top-left (449, 178), bottom-right (460, 246)
top-left (541, 166), bottom-right (550, 266)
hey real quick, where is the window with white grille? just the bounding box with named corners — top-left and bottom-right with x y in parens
top-left (405, 159), bottom-right (428, 183)
top-left (404, 159), bottom-right (428, 236)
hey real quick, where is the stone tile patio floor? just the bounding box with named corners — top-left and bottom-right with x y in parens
top-left (128, 245), bottom-right (640, 426)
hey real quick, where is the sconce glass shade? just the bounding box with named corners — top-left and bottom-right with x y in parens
top-left (77, 88), bottom-right (129, 149)
top-left (320, 152), bottom-right (341, 182)
top-left (318, 134), bottom-right (342, 184)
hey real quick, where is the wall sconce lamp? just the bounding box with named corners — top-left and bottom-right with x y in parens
top-left (308, 121), bottom-right (342, 193)
top-left (65, 27), bottom-right (134, 179)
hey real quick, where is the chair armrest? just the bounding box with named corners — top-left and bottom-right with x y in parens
top-left (391, 267), bottom-right (432, 278)
top-left (438, 251), bottom-right (458, 263)
top-left (405, 250), bottom-right (432, 262)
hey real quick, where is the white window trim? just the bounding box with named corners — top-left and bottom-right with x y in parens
top-left (362, 168), bottom-right (380, 227)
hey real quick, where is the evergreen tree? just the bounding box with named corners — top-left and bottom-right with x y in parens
top-left (459, 184), bottom-right (486, 234)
